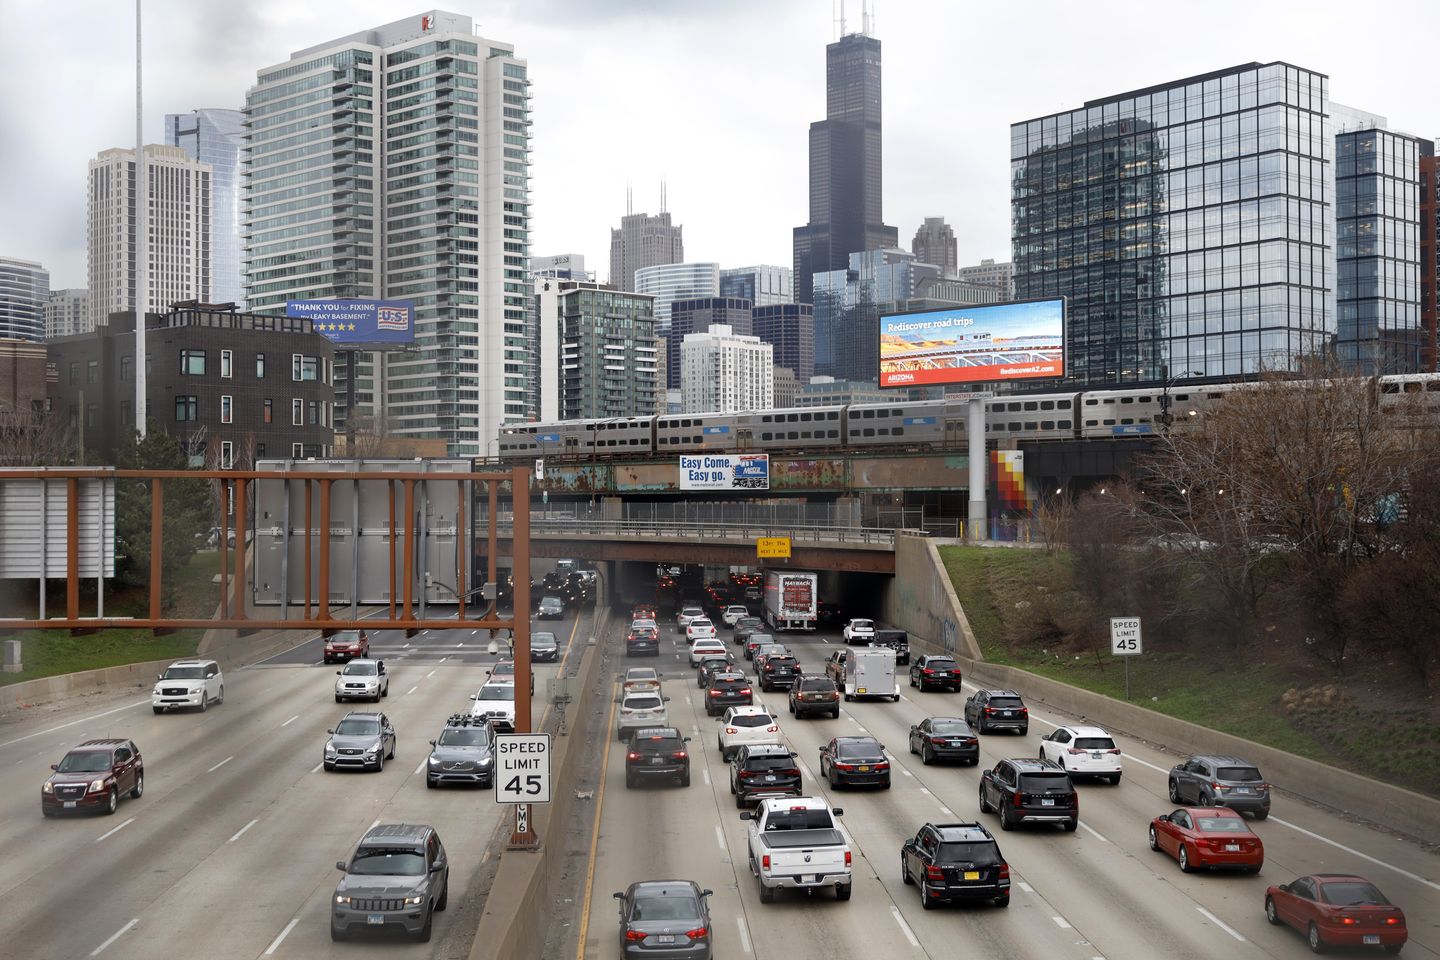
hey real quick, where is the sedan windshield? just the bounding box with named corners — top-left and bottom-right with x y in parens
top-left (533, 635), bottom-right (558, 649)
top-left (348, 849), bottom-right (425, 876)
top-left (1195, 817), bottom-right (1249, 832)
top-left (162, 666), bottom-right (205, 680)
top-left (1320, 881), bottom-right (1389, 906)
top-left (631, 895), bottom-right (699, 922)
top-left (438, 729), bottom-right (490, 747)
top-left (478, 686), bottom-right (515, 701)
top-left (335, 719), bottom-right (380, 736)
top-left (342, 662), bottom-right (377, 676)
top-left (57, 751), bottom-right (112, 773)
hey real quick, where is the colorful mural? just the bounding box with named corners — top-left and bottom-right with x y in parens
top-left (990, 450), bottom-right (1029, 510)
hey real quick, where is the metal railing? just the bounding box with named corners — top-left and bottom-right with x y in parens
top-left (523, 517), bottom-right (898, 546)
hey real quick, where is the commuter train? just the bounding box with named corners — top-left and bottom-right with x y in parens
top-left (496, 373), bottom-right (1440, 461)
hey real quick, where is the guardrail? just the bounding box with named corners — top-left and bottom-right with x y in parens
top-left (526, 518), bottom-right (899, 546)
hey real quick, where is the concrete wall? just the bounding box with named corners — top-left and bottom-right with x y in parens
top-left (882, 534), bottom-right (981, 660)
top-left (0, 658), bottom-right (173, 711)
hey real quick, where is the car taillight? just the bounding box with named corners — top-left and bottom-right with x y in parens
top-left (1385, 917), bottom-right (1401, 926)
top-left (835, 762), bottom-right (855, 771)
top-left (709, 689), bottom-right (721, 697)
top-left (766, 725), bottom-right (778, 733)
top-left (1067, 747), bottom-right (1086, 754)
top-left (930, 736), bottom-right (947, 745)
top-left (626, 752), bottom-right (640, 761)
top-left (684, 927), bottom-right (709, 941)
top-left (998, 863), bottom-right (1010, 880)
top-left (780, 768), bottom-right (800, 777)
top-left (739, 688), bottom-right (752, 695)
top-left (985, 707), bottom-right (995, 714)
top-left (762, 854), bottom-right (770, 869)
top-left (625, 929), bottom-right (648, 941)
top-left (1108, 748), bottom-right (1122, 754)
top-left (1211, 781), bottom-right (1223, 792)
top-left (726, 728), bottom-right (737, 735)
top-left (673, 751), bottom-right (688, 760)
top-left (874, 762), bottom-right (889, 770)
top-left (923, 668), bottom-right (935, 675)
top-left (1013, 791), bottom-right (1024, 807)
top-left (925, 865), bottom-right (945, 880)
top-left (1338, 917), bottom-right (1357, 926)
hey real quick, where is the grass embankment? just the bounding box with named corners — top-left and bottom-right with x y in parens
top-left (939, 546), bottom-right (1440, 796)
top-left (1, 551), bottom-right (221, 688)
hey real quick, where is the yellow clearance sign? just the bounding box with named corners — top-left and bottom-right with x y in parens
top-left (756, 537), bottom-right (791, 559)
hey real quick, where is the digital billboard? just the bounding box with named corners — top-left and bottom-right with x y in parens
top-left (878, 298), bottom-right (1065, 387)
top-left (285, 299), bottom-right (415, 348)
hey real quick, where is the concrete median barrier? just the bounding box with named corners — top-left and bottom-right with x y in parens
top-left (0, 658), bottom-right (174, 713)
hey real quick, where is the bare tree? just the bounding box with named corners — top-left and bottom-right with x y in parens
top-left (345, 411), bottom-right (396, 458)
top-left (0, 408), bottom-right (79, 466)
top-left (1032, 492), bottom-right (1074, 555)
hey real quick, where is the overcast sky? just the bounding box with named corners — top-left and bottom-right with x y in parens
top-left (2, 0), bottom-right (1435, 290)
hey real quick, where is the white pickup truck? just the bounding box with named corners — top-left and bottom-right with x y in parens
top-left (740, 796), bottom-right (852, 902)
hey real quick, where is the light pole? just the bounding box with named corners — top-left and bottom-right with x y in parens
top-left (1157, 365), bottom-right (1203, 433)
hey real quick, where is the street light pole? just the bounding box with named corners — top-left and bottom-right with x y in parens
top-left (1158, 365), bottom-right (1203, 434)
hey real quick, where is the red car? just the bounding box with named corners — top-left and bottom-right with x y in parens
top-left (324, 629), bottom-right (370, 664)
top-left (42, 739), bottom-right (144, 816)
top-left (1265, 874), bottom-right (1407, 955)
top-left (1148, 806), bottom-right (1263, 873)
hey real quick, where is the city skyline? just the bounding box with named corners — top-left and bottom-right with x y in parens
top-left (0, 1), bottom-right (1435, 291)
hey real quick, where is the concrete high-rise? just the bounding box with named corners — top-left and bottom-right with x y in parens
top-left (666, 297), bottom-right (752, 389)
top-left (557, 282), bottom-right (658, 420)
top-left (793, 26), bottom-right (897, 304)
top-left (166, 109), bottom-right (245, 305)
top-left (720, 265), bottom-right (792, 306)
top-left (610, 211), bottom-right (684, 293)
top-left (633, 261), bottom-right (719, 332)
top-left (955, 258), bottom-right (1015, 298)
top-left (0, 257), bottom-right (49, 343)
top-left (244, 11), bottom-right (531, 456)
top-left (88, 145), bottom-right (211, 331)
top-left (910, 218), bottom-right (958, 278)
top-left (45, 289), bottom-right (89, 339)
top-left (680, 325), bottom-right (773, 414)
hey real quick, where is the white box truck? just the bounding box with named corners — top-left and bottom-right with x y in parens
top-left (762, 571), bottom-right (817, 632)
top-left (825, 648), bottom-right (898, 702)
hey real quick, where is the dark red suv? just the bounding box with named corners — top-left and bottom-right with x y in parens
top-left (324, 629), bottom-right (370, 664)
top-left (42, 739), bottom-right (144, 816)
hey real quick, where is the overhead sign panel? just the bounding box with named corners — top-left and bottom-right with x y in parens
top-left (879, 298), bottom-right (1065, 387)
top-left (285, 299), bottom-right (416, 348)
top-left (679, 454), bottom-right (769, 491)
top-left (757, 537), bottom-right (791, 559)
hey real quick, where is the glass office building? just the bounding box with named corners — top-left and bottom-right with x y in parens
top-left (166, 109), bottom-right (245, 306)
top-left (1012, 62), bottom-right (1333, 385)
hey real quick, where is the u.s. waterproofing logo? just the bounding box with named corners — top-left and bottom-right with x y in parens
top-left (376, 306), bottom-right (409, 330)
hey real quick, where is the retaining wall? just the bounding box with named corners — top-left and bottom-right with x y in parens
top-left (0, 658), bottom-right (173, 712)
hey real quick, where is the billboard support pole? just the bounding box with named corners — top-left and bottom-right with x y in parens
top-left (345, 350), bottom-right (358, 452)
top-left (967, 398), bottom-right (986, 542)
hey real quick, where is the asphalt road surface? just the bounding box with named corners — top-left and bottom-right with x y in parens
top-left (579, 621), bottom-right (1440, 960)
top-left (0, 605), bottom-right (588, 960)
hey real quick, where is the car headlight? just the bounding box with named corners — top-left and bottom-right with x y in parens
top-left (404, 895), bottom-right (425, 905)
top-left (335, 895), bottom-right (351, 904)
top-left (325, 743), bottom-right (337, 756)
top-left (88, 778), bottom-right (108, 793)
top-left (42, 782), bottom-right (53, 795)
top-left (428, 756), bottom-right (441, 767)
top-left (477, 757), bottom-right (492, 767)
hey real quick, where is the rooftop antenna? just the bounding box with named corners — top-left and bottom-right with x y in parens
top-left (864, 0), bottom-right (874, 36)
top-left (626, 181), bottom-right (632, 216)
top-left (835, 0), bottom-right (846, 38)
top-left (660, 178), bottom-right (667, 214)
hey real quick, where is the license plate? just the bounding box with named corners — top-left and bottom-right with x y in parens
top-left (1225, 844), bottom-right (1240, 852)
top-left (1040, 798), bottom-right (1054, 807)
top-left (1091, 752), bottom-right (1103, 759)
top-left (765, 775), bottom-right (776, 782)
top-left (858, 687), bottom-right (867, 694)
top-left (1235, 787), bottom-right (1251, 794)
top-left (1363, 935), bottom-right (1381, 945)
top-left (64, 801), bottom-right (76, 809)
top-left (655, 935), bottom-right (676, 945)
top-left (367, 915), bottom-right (385, 925)
top-left (1001, 711), bottom-right (1012, 717)
top-left (963, 871), bottom-right (980, 880)
top-left (804, 874), bottom-right (819, 884)
top-left (858, 766), bottom-right (870, 773)
top-left (950, 741), bottom-right (964, 746)
top-left (651, 757), bottom-right (664, 765)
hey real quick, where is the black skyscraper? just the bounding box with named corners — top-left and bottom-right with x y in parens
top-left (793, 30), bottom-right (897, 304)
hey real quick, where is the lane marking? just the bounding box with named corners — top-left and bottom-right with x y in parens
top-left (263, 918), bottom-right (299, 956)
top-left (939, 805), bottom-right (956, 817)
top-left (574, 683), bottom-right (621, 960)
top-left (1125, 754), bottom-right (1168, 773)
top-left (406, 685), bottom-right (418, 696)
top-left (228, 818), bottom-right (259, 843)
top-left (0, 698), bottom-right (149, 749)
top-left (1017, 881), bottom-right (1034, 893)
top-left (735, 915), bottom-right (754, 954)
top-left (820, 638), bottom-right (829, 644)
top-left (1052, 916), bottom-right (1072, 929)
top-left (413, 759), bottom-right (426, 776)
top-left (1078, 820), bottom-right (1108, 843)
top-left (95, 817), bottom-right (135, 843)
top-left (438, 656), bottom-right (448, 663)
top-left (311, 762), bottom-right (324, 773)
top-left (1269, 817), bottom-right (1440, 892)
top-left (89, 919), bottom-right (138, 956)
top-left (402, 642), bottom-right (410, 648)
top-left (898, 693), bottom-right (912, 703)
top-left (1196, 906), bottom-right (1246, 942)
top-left (207, 756), bottom-right (233, 773)
top-left (280, 715), bottom-right (299, 727)
top-left (889, 906), bottom-right (919, 947)
top-left (900, 768), bottom-right (913, 778)
top-left (919, 787), bottom-right (932, 796)
top-left (702, 768), bottom-right (710, 785)
top-left (714, 825), bottom-right (726, 850)
top-left (457, 642), bottom-right (464, 648)
top-left (425, 670), bottom-right (436, 679)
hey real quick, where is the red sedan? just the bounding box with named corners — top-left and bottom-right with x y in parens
top-left (1148, 807), bottom-right (1263, 873)
top-left (1266, 874), bottom-right (1406, 954)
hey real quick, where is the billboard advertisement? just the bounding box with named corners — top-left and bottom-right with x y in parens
top-left (679, 454), bottom-right (769, 491)
top-left (285, 299), bottom-right (416, 347)
top-left (879, 298), bottom-right (1064, 387)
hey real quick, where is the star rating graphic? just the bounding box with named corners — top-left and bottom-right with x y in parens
top-left (317, 322), bottom-right (358, 332)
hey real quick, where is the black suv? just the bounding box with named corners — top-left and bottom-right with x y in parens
top-left (874, 629), bottom-right (910, 665)
top-left (696, 653), bottom-right (737, 688)
top-left (789, 674), bottom-right (841, 719)
top-left (901, 822), bottom-right (1010, 909)
top-left (625, 727), bottom-right (691, 789)
top-left (979, 758), bottom-right (1078, 831)
top-left (704, 673), bottom-right (754, 716)
top-left (964, 689), bottom-right (1029, 734)
top-left (1167, 755), bottom-right (1271, 818)
top-left (910, 655), bottom-right (963, 692)
top-left (759, 655), bottom-right (799, 691)
top-left (730, 743), bottom-right (802, 807)
top-left (733, 618), bottom-right (764, 646)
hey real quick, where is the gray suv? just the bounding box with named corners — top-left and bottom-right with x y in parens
top-left (332, 823), bottom-right (449, 943)
top-left (1168, 755), bottom-right (1271, 818)
top-left (426, 715), bottom-right (496, 788)
top-left (324, 712), bottom-right (397, 772)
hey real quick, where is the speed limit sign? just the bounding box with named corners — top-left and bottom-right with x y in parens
top-left (1110, 617), bottom-right (1142, 656)
top-left (494, 733), bottom-right (552, 804)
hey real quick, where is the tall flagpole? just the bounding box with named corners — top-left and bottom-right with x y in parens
top-left (134, 0), bottom-right (148, 437)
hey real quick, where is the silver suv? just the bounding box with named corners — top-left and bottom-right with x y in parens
top-left (1168, 755), bottom-right (1271, 818)
top-left (324, 712), bottom-right (397, 773)
top-left (335, 658), bottom-right (389, 703)
top-left (426, 716), bottom-right (496, 789)
top-left (332, 823), bottom-right (449, 943)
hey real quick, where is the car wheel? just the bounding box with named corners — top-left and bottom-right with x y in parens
top-left (130, 771), bottom-right (144, 799)
top-left (909, 675), bottom-right (916, 687)
top-left (1265, 896), bottom-right (1280, 924)
top-left (1111, 773), bottom-right (1122, 785)
top-left (994, 894), bottom-right (1010, 908)
top-left (414, 906), bottom-right (433, 943)
top-left (375, 752), bottom-right (385, 773)
top-left (199, 694), bottom-right (208, 713)
top-left (330, 921), bottom-right (346, 942)
top-left (1253, 810), bottom-right (1269, 821)
top-left (388, 740), bottom-right (396, 760)
top-left (104, 788), bottom-right (118, 815)
top-left (835, 883), bottom-right (851, 901)
top-left (373, 692), bottom-right (381, 703)
top-left (757, 879), bottom-right (775, 903)
top-left (436, 881), bottom-right (448, 911)
top-left (1178, 845), bottom-right (1193, 873)
top-left (920, 879), bottom-right (937, 909)
top-left (901, 857), bottom-right (913, 884)
top-left (626, 772), bottom-right (636, 789)
top-left (217, 686), bottom-right (224, 705)
top-left (881, 778), bottom-right (891, 790)
top-left (381, 684), bottom-right (388, 698)
top-left (1307, 922), bottom-right (1326, 954)
top-left (831, 708), bottom-right (840, 719)
top-left (1168, 779), bottom-right (1181, 803)
top-left (680, 772), bottom-right (690, 788)
top-left (735, 790), bottom-right (747, 809)
top-left (1148, 825), bottom-right (1160, 851)
top-left (999, 802), bottom-right (1013, 830)
top-left (42, 807), bottom-right (54, 818)
top-left (426, 776), bottom-right (437, 789)
top-left (979, 787), bottom-right (991, 814)
top-left (335, 695), bottom-right (342, 703)
top-left (1063, 818), bottom-right (1077, 832)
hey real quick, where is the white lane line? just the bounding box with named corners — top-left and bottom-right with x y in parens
top-left (1051, 916), bottom-right (1072, 929)
top-left (0, 698), bottom-right (149, 748)
top-left (702, 768), bottom-right (711, 785)
top-left (889, 905), bottom-right (920, 947)
top-left (457, 642), bottom-right (464, 648)
top-left (1196, 906), bottom-right (1246, 942)
top-left (402, 642), bottom-right (410, 648)
top-left (900, 768), bottom-right (913, 778)
top-left (228, 818), bottom-right (259, 843)
top-left (735, 916), bottom-right (753, 954)
top-left (413, 759), bottom-right (426, 776)
top-left (94, 817), bottom-right (135, 843)
top-left (88, 918), bottom-right (138, 956)
top-left (207, 756), bottom-right (233, 773)
top-left (918, 787), bottom-right (932, 796)
top-left (470, 630), bottom-right (478, 635)
top-left (263, 918), bottom-right (300, 956)
top-left (714, 825), bottom-right (726, 850)
top-left (691, 727), bottom-right (700, 738)
top-left (939, 805), bottom-right (956, 817)
top-left (1125, 754), bottom-right (1168, 773)
top-left (1078, 820), bottom-right (1108, 843)
top-left (406, 685), bottom-right (418, 696)
top-left (1270, 817), bottom-right (1440, 892)
top-left (425, 669), bottom-right (436, 679)
top-left (1017, 881), bottom-right (1034, 893)
top-left (311, 762), bottom-right (324, 773)
top-left (438, 656), bottom-right (448, 663)
top-left (280, 715), bottom-right (299, 727)
top-left (898, 693), bottom-right (912, 703)
top-left (821, 638), bottom-right (829, 644)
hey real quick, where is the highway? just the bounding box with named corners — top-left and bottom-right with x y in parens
top-left (580, 618), bottom-right (1440, 960)
top-left (0, 607), bottom-right (587, 960)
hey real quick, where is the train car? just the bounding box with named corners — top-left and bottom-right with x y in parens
top-left (656, 413), bottom-right (735, 454)
top-left (747, 405), bottom-right (847, 452)
top-left (1077, 383), bottom-right (1244, 439)
top-left (983, 393), bottom-right (1082, 443)
top-left (845, 399), bottom-right (947, 449)
top-left (1379, 372), bottom-right (1440, 412)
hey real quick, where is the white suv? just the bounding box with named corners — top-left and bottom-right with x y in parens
top-left (675, 606), bottom-right (706, 634)
top-left (686, 618), bottom-right (717, 642)
top-left (842, 619), bottom-right (876, 644)
top-left (469, 682), bottom-right (517, 731)
top-left (721, 605), bottom-right (751, 627)
top-left (616, 692), bottom-right (670, 740)
top-left (335, 658), bottom-right (389, 703)
top-left (1038, 724), bottom-right (1123, 783)
top-left (153, 659), bottom-right (224, 713)
top-left (717, 705), bottom-right (782, 760)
